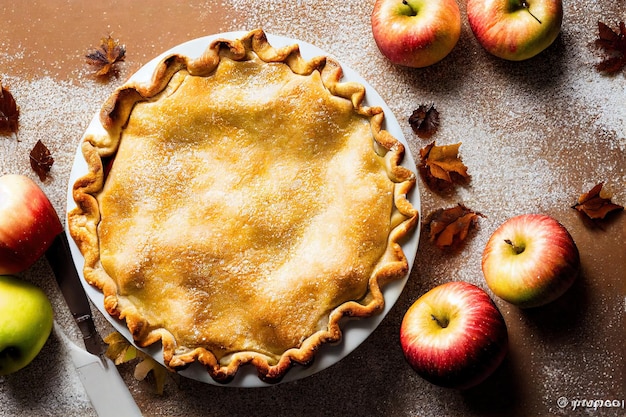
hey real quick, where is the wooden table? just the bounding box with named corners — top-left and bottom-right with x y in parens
top-left (1, 1), bottom-right (624, 416)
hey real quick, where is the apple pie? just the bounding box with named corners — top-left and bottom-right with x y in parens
top-left (68, 29), bottom-right (419, 383)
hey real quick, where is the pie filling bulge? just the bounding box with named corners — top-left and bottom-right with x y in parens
top-left (69, 29), bottom-right (419, 383)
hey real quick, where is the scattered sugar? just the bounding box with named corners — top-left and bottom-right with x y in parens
top-left (0, 2), bottom-right (623, 415)
top-left (0, 76), bottom-right (113, 416)
top-left (0, 75), bottom-right (115, 221)
top-left (222, 0), bottom-right (625, 227)
top-left (217, 2), bottom-right (624, 415)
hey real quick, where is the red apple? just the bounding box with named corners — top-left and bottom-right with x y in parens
top-left (467, 0), bottom-right (563, 61)
top-left (371, 0), bottom-right (461, 68)
top-left (0, 174), bottom-right (63, 274)
top-left (482, 214), bottom-right (579, 308)
top-left (400, 281), bottom-right (508, 390)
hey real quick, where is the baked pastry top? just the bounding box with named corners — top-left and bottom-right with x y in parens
top-left (69, 29), bottom-right (418, 383)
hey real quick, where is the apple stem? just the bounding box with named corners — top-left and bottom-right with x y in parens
top-left (402, 0), bottom-right (417, 16)
top-left (431, 314), bottom-right (449, 329)
top-left (520, 0), bottom-right (542, 24)
top-left (504, 239), bottom-right (525, 254)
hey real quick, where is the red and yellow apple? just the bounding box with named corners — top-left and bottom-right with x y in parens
top-left (0, 174), bottom-right (63, 274)
top-left (482, 214), bottom-right (580, 308)
top-left (371, 0), bottom-right (461, 68)
top-left (400, 281), bottom-right (508, 390)
top-left (467, 0), bottom-right (563, 61)
top-left (0, 275), bottom-right (54, 375)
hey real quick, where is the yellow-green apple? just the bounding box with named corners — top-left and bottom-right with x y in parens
top-left (482, 214), bottom-right (579, 308)
top-left (0, 174), bottom-right (63, 274)
top-left (467, 0), bottom-right (563, 61)
top-left (371, 0), bottom-right (461, 68)
top-left (400, 281), bottom-right (508, 389)
top-left (0, 275), bottom-right (54, 375)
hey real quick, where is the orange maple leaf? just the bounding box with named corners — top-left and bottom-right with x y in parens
top-left (86, 35), bottom-right (126, 77)
top-left (419, 141), bottom-right (470, 191)
top-left (572, 182), bottom-right (623, 220)
top-left (426, 204), bottom-right (483, 249)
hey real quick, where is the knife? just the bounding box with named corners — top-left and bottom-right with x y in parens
top-left (54, 322), bottom-right (144, 417)
top-left (46, 232), bottom-right (143, 417)
top-left (46, 232), bottom-right (104, 358)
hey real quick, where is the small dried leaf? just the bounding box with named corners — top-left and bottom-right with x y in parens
top-left (426, 204), bottom-right (482, 249)
top-left (29, 140), bottom-right (54, 181)
top-left (572, 182), bottom-right (623, 220)
top-left (419, 141), bottom-right (470, 191)
top-left (104, 331), bottom-right (168, 394)
top-left (104, 332), bottom-right (137, 365)
top-left (409, 104), bottom-right (439, 138)
top-left (595, 21), bottom-right (626, 74)
top-left (0, 81), bottom-right (19, 135)
top-left (86, 35), bottom-right (126, 77)
top-left (134, 356), bottom-right (168, 395)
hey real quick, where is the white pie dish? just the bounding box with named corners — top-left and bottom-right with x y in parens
top-left (65, 31), bottom-right (421, 388)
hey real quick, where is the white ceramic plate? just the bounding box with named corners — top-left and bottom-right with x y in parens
top-left (66, 32), bottom-right (420, 388)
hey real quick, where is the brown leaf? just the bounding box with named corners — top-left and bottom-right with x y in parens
top-left (426, 204), bottom-right (483, 249)
top-left (29, 140), bottom-right (54, 181)
top-left (418, 141), bottom-right (470, 191)
top-left (409, 104), bottom-right (439, 138)
top-left (572, 182), bottom-right (623, 220)
top-left (595, 21), bottom-right (626, 74)
top-left (0, 81), bottom-right (19, 135)
top-left (86, 35), bottom-right (126, 77)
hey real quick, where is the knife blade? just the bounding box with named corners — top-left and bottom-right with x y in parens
top-left (54, 322), bottom-right (143, 417)
top-left (46, 233), bottom-right (143, 416)
top-left (45, 232), bottom-right (104, 358)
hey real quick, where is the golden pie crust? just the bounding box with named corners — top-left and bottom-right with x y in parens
top-left (69, 29), bottom-right (418, 383)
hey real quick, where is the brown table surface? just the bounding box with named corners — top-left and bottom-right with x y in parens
top-left (1, 1), bottom-right (624, 416)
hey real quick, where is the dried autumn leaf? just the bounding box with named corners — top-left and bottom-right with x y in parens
top-left (86, 35), bottom-right (126, 77)
top-left (29, 140), bottom-right (54, 181)
top-left (409, 104), bottom-right (439, 138)
top-left (595, 21), bottom-right (626, 74)
top-left (426, 204), bottom-right (482, 249)
top-left (103, 332), bottom-right (138, 364)
top-left (104, 332), bottom-right (168, 395)
top-left (572, 182), bottom-right (623, 220)
top-left (419, 141), bottom-right (470, 191)
top-left (0, 81), bottom-right (19, 135)
top-left (134, 356), bottom-right (168, 395)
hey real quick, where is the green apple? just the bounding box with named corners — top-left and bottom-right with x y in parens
top-left (0, 275), bottom-right (54, 375)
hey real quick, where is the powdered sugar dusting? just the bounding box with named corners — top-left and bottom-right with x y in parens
top-left (217, 1), bottom-right (623, 415)
top-left (0, 1), bottom-right (624, 415)
top-left (224, 0), bottom-right (625, 225)
top-left (0, 75), bottom-right (114, 219)
top-left (0, 75), bottom-right (115, 417)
